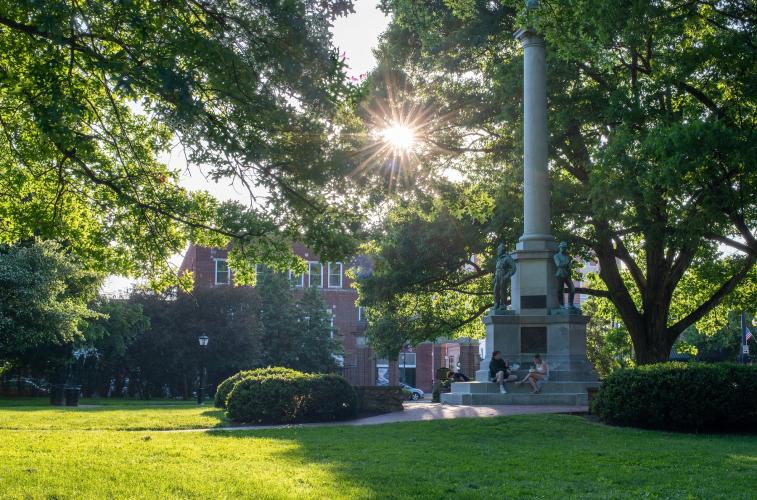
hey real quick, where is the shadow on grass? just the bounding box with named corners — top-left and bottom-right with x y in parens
top-left (203, 414), bottom-right (757, 498)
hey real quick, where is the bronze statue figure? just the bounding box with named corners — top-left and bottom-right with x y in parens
top-left (493, 243), bottom-right (516, 314)
top-left (554, 241), bottom-right (576, 309)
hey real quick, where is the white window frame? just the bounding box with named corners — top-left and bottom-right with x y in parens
top-left (326, 307), bottom-right (335, 338)
top-left (328, 262), bottom-right (343, 288)
top-left (214, 258), bottom-right (230, 285)
top-left (288, 269), bottom-right (304, 287)
top-left (358, 306), bottom-right (366, 322)
top-left (308, 262), bottom-right (323, 288)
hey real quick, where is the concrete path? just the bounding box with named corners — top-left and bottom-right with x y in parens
top-left (170, 402), bottom-right (587, 433)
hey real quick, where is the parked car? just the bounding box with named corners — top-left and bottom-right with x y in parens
top-left (400, 382), bottom-right (424, 401)
top-left (0, 377), bottom-right (49, 396)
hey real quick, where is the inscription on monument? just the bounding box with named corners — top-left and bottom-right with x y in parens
top-left (521, 295), bottom-right (547, 309)
top-left (521, 326), bottom-right (547, 353)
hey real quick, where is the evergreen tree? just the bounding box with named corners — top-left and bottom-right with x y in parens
top-left (296, 287), bottom-right (342, 373)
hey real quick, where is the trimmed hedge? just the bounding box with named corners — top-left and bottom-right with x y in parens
top-left (224, 368), bottom-right (358, 424)
top-left (214, 367), bottom-right (301, 408)
top-left (305, 374), bottom-right (358, 421)
top-left (593, 363), bottom-right (757, 432)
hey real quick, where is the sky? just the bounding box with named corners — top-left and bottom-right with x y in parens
top-left (103, 1), bottom-right (390, 294)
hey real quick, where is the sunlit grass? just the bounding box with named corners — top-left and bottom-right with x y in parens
top-left (0, 398), bottom-right (227, 431)
top-left (1, 399), bottom-right (755, 498)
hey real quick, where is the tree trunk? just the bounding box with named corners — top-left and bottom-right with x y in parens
top-left (389, 358), bottom-right (399, 386)
top-left (633, 332), bottom-right (675, 364)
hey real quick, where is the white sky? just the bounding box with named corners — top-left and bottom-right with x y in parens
top-left (103, 1), bottom-right (390, 295)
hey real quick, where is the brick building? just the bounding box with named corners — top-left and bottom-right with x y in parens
top-left (178, 243), bottom-right (479, 392)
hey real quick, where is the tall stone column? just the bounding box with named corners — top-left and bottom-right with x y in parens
top-left (516, 28), bottom-right (551, 244)
top-left (510, 27), bottom-right (559, 314)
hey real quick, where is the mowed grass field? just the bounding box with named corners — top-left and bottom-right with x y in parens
top-left (0, 399), bottom-right (755, 499)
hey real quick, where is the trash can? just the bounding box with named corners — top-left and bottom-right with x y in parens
top-left (64, 385), bottom-right (81, 407)
top-left (50, 384), bottom-right (66, 406)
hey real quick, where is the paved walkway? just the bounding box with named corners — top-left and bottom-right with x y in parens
top-left (170, 402), bottom-right (587, 433)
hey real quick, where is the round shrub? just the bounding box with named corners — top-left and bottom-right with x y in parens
top-left (224, 368), bottom-right (358, 424)
top-left (305, 374), bottom-right (357, 421)
top-left (593, 363), bottom-right (757, 432)
top-left (214, 367), bottom-right (303, 408)
top-left (215, 371), bottom-right (251, 408)
top-left (226, 370), bottom-right (311, 424)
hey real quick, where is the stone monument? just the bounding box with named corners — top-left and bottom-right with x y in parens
top-left (442, 2), bottom-right (598, 405)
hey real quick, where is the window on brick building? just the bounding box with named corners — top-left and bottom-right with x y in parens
top-left (308, 262), bottom-right (323, 288)
top-left (358, 306), bottom-right (366, 322)
top-left (326, 307), bottom-right (335, 338)
top-left (289, 269), bottom-right (304, 287)
top-left (328, 262), bottom-right (343, 288)
top-left (215, 259), bottom-right (230, 285)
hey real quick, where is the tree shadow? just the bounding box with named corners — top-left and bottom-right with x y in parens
top-left (203, 414), bottom-right (757, 498)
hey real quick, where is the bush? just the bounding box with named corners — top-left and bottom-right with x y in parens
top-left (214, 367), bottom-right (302, 408)
top-left (224, 368), bottom-right (357, 424)
top-left (593, 362), bottom-right (757, 432)
top-left (306, 374), bottom-right (357, 421)
top-left (432, 379), bottom-right (451, 403)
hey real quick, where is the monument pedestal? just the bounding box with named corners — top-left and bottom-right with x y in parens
top-left (442, 313), bottom-right (598, 406)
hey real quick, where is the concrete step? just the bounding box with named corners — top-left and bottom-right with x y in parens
top-left (451, 381), bottom-right (599, 395)
top-left (440, 391), bottom-right (589, 406)
top-left (476, 369), bottom-right (598, 383)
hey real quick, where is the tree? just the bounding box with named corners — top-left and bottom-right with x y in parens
top-left (257, 268), bottom-right (341, 372)
top-left (356, 0), bottom-right (756, 363)
top-left (74, 298), bottom-right (150, 396)
top-left (296, 287), bottom-right (343, 373)
top-left (0, 0), bottom-right (362, 285)
top-left (0, 241), bottom-right (101, 379)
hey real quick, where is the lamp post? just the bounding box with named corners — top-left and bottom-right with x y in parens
top-left (197, 335), bottom-right (209, 405)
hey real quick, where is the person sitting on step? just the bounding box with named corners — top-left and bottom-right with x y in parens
top-left (448, 370), bottom-right (470, 383)
top-left (518, 354), bottom-right (549, 394)
top-left (489, 351), bottom-right (517, 394)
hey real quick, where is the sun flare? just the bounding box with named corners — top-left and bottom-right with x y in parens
top-left (380, 124), bottom-right (416, 151)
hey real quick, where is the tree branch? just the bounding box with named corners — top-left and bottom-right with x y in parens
top-left (667, 255), bottom-right (757, 338)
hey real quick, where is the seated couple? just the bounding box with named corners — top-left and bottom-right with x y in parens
top-left (488, 351), bottom-right (549, 394)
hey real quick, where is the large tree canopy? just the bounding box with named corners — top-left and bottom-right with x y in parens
top-left (357, 0), bottom-right (756, 362)
top-left (0, 0), bottom-right (363, 285)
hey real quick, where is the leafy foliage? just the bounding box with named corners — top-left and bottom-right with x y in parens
top-left (258, 267), bottom-right (342, 372)
top-left (0, 0), bottom-right (362, 284)
top-left (214, 367), bottom-right (302, 409)
top-left (593, 363), bottom-right (757, 432)
top-left (224, 368), bottom-right (357, 424)
top-left (0, 241), bottom-right (101, 376)
top-left (70, 275), bottom-right (342, 398)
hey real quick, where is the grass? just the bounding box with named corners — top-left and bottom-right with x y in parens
top-left (0, 398), bottom-right (226, 431)
top-left (0, 399), bottom-right (756, 499)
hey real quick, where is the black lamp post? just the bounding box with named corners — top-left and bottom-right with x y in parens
top-left (197, 335), bottom-right (209, 404)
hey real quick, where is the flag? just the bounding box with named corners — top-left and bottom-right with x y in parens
top-left (746, 327), bottom-right (754, 343)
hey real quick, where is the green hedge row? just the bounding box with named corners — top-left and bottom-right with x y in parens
top-left (218, 367), bottom-right (357, 424)
top-left (593, 363), bottom-right (757, 432)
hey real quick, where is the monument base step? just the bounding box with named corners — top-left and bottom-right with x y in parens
top-left (451, 381), bottom-right (599, 394)
top-left (440, 391), bottom-right (589, 406)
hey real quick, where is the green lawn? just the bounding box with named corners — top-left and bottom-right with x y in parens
top-left (0, 398), bottom-right (227, 431)
top-left (0, 399), bottom-right (755, 499)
